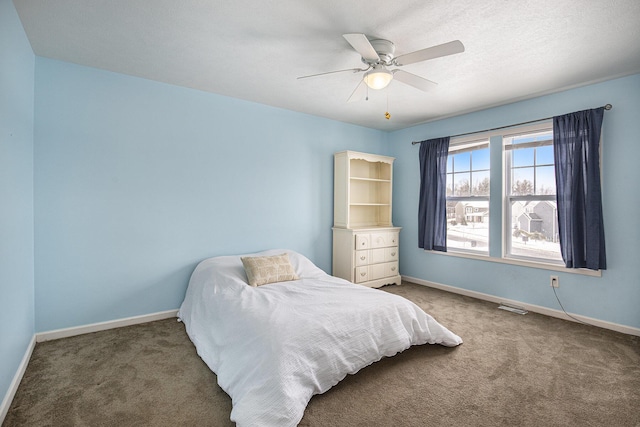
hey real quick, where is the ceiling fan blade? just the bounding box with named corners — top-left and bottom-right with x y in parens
top-left (347, 80), bottom-right (368, 103)
top-left (343, 33), bottom-right (380, 62)
top-left (392, 70), bottom-right (438, 92)
top-left (394, 40), bottom-right (465, 66)
top-left (297, 67), bottom-right (366, 80)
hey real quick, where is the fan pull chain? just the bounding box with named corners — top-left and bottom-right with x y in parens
top-left (385, 90), bottom-right (391, 120)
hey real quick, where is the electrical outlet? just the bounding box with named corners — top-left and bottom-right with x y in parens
top-left (550, 275), bottom-right (559, 288)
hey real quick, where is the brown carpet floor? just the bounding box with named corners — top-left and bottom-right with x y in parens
top-left (4, 282), bottom-right (640, 427)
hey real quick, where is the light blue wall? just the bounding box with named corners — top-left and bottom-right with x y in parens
top-left (34, 58), bottom-right (386, 331)
top-left (388, 74), bottom-right (640, 330)
top-left (0, 0), bottom-right (35, 409)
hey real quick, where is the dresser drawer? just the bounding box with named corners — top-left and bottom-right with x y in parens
top-left (369, 261), bottom-right (399, 280)
top-left (355, 250), bottom-right (369, 266)
top-left (356, 248), bottom-right (398, 268)
top-left (385, 261), bottom-right (399, 277)
top-left (355, 234), bottom-right (370, 250)
top-left (355, 266), bottom-right (370, 283)
top-left (355, 232), bottom-right (399, 250)
top-left (370, 263), bottom-right (386, 280)
top-left (370, 248), bottom-right (385, 264)
top-left (385, 247), bottom-right (398, 261)
top-left (370, 232), bottom-right (399, 248)
top-left (370, 232), bottom-right (389, 248)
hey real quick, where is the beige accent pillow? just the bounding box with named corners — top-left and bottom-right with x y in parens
top-left (241, 253), bottom-right (300, 287)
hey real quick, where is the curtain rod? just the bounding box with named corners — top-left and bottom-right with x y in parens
top-left (411, 104), bottom-right (612, 145)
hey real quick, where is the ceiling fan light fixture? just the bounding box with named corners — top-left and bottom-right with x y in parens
top-left (363, 66), bottom-right (393, 90)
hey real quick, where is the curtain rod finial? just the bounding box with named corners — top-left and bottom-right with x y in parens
top-left (604, 104), bottom-right (612, 110)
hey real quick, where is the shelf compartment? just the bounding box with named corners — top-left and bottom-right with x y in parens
top-left (349, 159), bottom-right (392, 181)
top-left (349, 179), bottom-right (391, 205)
top-left (348, 205), bottom-right (392, 228)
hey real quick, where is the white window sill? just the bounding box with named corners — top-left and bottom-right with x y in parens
top-left (423, 249), bottom-right (602, 277)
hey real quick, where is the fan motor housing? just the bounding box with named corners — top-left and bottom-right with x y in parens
top-left (363, 39), bottom-right (395, 65)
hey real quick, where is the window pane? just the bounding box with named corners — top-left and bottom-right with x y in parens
top-left (454, 173), bottom-right (471, 196)
top-left (472, 148), bottom-right (490, 170)
top-left (508, 199), bottom-right (562, 261)
top-left (447, 139), bottom-right (491, 255)
top-left (446, 200), bottom-right (489, 253)
top-left (536, 145), bottom-right (554, 165)
top-left (472, 170), bottom-right (490, 196)
top-left (452, 152), bottom-right (470, 172)
top-left (535, 166), bottom-right (556, 195)
top-left (511, 167), bottom-right (534, 195)
top-left (513, 147), bottom-right (534, 167)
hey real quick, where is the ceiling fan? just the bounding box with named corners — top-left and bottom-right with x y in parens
top-left (298, 33), bottom-right (465, 102)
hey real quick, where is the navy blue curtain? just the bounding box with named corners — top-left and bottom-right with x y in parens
top-left (418, 137), bottom-right (450, 251)
top-left (553, 107), bottom-right (606, 270)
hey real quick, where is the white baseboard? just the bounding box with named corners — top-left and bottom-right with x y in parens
top-left (36, 309), bottom-right (179, 342)
top-left (403, 275), bottom-right (640, 337)
top-left (0, 335), bottom-right (36, 425)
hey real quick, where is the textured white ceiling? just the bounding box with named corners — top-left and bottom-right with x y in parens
top-left (13, 0), bottom-right (640, 131)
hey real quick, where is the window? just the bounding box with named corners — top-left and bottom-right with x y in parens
top-left (504, 127), bottom-right (563, 263)
top-left (442, 122), bottom-right (563, 266)
top-left (445, 139), bottom-right (490, 254)
top-left (424, 118), bottom-right (603, 274)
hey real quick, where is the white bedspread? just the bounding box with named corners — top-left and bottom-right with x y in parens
top-left (178, 249), bottom-right (462, 427)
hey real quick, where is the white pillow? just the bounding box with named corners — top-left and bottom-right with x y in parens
top-left (241, 253), bottom-right (300, 287)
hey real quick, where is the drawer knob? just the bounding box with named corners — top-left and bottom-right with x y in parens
top-left (391, 251), bottom-right (396, 256)
top-left (391, 267), bottom-right (396, 271)
top-left (360, 256), bottom-right (366, 260)
top-left (360, 272), bottom-right (367, 277)
top-left (361, 242), bottom-right (365, 246)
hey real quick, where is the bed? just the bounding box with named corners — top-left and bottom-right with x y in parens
top-left (178, 249), bottom-right (462, 427)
